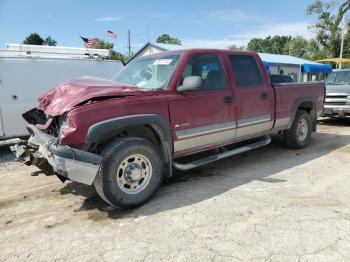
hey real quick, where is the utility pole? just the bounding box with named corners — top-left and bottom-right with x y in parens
top-left (339, 16), bottom-right (348, 69)
top-left (127, 30), bottom-right (131, 57)
top-left (340, 28), bottom-right (345, 69)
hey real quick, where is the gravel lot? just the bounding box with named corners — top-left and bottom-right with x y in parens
top-left (0, 118), bottom-right (350, 262)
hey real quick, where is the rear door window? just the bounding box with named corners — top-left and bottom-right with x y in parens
top-left (228, 55), bottom-right (263, 87)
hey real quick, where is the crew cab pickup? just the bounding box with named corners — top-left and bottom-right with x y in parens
top-left (12, 49), bottom-right (325, 208)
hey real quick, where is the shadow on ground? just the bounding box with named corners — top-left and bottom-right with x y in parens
top-left (0, 147), bottom-right (15, 163)
top-left (58, 130), bottom-right (350, 220)
top-left (318, 117), bottom-right (350, 126)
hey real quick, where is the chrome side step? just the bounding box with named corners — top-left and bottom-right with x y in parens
top-left (172, 135), bottom-right (271, 171)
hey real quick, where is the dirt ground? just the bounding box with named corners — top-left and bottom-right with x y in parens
top-left (0, 118), bottom-right (350, 262)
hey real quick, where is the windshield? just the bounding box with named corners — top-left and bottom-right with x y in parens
top-left (113, 54), bottom-right (181, 90)
top-left (325, 71), bottom-right (350, 85)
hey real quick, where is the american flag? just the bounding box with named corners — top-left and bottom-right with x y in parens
top-left (80, 36), bottom-right (98, 48)
top-left (107, 30), bottom-right (117, 39)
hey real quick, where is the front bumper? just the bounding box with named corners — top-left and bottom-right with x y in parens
top-left (11, 124), bottom-right (102, 185)
top-left (323, 105), bottom-right (350, 116)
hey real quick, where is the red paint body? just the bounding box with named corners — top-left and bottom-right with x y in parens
top-left (35, 49), bottom-right (325, 158)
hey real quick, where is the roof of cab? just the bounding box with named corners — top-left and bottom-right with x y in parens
top-left (128, 42), bottom-right (332, 73)
top-left (127, 43), bottom-right (256, 63)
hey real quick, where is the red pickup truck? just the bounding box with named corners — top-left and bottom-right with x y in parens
top-left (12, 49), bottom-right (325, 208)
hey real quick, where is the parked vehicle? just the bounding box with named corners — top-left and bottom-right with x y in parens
top-left (322, 69), bottom-right (350, 117)
top-left (269, 74), bottom-right (294, 83)
top-left (12, 49), bottom-right (325, 208)
top-left (0, 44), bottom-right (123, 140)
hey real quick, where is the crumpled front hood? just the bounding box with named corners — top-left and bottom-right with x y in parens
top-left (37, 77), bottom-right (147, 116)
top-left (326, 84), bottom-right (350, 95)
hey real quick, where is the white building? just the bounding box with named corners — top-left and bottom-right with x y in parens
top-left (258, 53), bottom-right (332, 82)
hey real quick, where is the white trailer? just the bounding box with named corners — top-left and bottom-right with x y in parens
top-left (0, 44), bottom-right (123, 140)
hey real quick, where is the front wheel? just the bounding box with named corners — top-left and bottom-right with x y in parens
top-left (284, 110), bottom-right (312, 149)
top-left (94, 137), bottom-right (164, 209)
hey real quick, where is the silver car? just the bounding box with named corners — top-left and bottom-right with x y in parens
top-left (323, 69), bottom-right (350, 117)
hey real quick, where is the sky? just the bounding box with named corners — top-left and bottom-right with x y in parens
top-left (0, 0), bottom-right (317, 54)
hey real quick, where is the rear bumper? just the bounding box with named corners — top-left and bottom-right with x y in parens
top-left (11, 125), bottom-right (102, 185)
top-left (323, 105), bottom-right (350, 116)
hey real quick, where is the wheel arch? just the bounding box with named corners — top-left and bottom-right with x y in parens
top-left (86, 114), bottom-right (173, 177)
top-left (288, 97), bottom-right (317, 132)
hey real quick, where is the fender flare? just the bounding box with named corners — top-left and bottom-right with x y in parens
top-left (85, 114), bottom-right (173, 176)
top-left (288, 96), bottom-right (317, 130)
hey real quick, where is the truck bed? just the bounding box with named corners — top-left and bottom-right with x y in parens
top-left (273, 82), bottom-right (325, 130)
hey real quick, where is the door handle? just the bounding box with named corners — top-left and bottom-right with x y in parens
top-left (260, 92), bottom-right (268, 100)
top-left (224, 96), bottom-right (234, 104)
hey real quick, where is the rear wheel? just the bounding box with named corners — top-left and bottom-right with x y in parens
top-left (94, 137), bottom-right (163, 208)
top-left (285, 110), bottom-right (312, 149)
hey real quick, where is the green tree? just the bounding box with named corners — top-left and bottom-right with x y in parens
top-left (247, 36), bottom-right (292, 54)
top-left (22, 33), bottom-right (44, 45)
top-left (44, 36), bottom-right (57, 46)
top-left (109, 51), bottom-right (129, 63)
top-left (305, 39), bottom-right (330, 60)
top-left (307, 0), bottom-right (350, 58)
top-left (156, 34), bottom-right (182, 45)
top-left (246, 35), bottom-right (331, 60)
top-left (287, 37), bottom-right (331, 61)
top-left (93, 39), bottom-right (113, 49)
top-left (286, 36), bottom-right (309, 58)
top-left (344, 20), bottom-right (350, 58)
top-left (92, 39), bottom-right (129, 63)
top-left (227, 44), bottom-right (245, 51)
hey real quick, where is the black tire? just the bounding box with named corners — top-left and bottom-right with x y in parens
top-left (94, 137), bottom-right (164, 209)
top-left (285, 110), bottom-right (312, 149)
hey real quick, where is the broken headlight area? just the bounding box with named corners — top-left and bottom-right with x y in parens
top-left (22, 108), bottom-right (67, 138)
